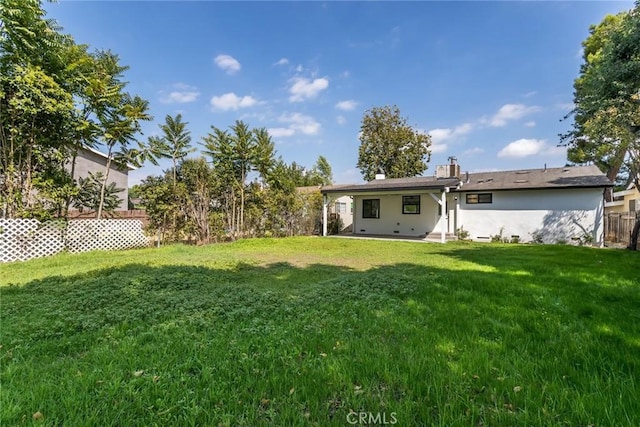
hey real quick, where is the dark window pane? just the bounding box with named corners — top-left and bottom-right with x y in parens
top-left (402, 195), bottom-right (420, 214)
top-left (363, 199), bottom-right (380, 218)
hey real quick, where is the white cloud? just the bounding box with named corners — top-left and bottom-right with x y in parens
top-left (524, 121), bottom-right (536, 127)
top-left (274, 58), bottom-right (289, 66)
top-left (431, 143), bottom-right (448, 154)
top-left (498, 138), bottom-right (547, 158)
top-left (268, 112), bottom-right (322, 137)
top-left (463, 147), bottom-right (484, 155)
top-left (159, 83), bottom-right (200, 104)
top-left (295, 64), bottom-right (304, 73)
top-left (428, 128), bottom-right (453, 144)
top-left (268, 127), bottom-right (295, 138)
top-left (428, 122), bottom-right (473, 144)
top-left (489, 104), bottom-right (541, 127)
top-left (288, 77), bottom-right (329, 102)
top-left (335, 100), bottom-right (358, 111)
top-left (280, 112), bottom-right (321, 135)
top-left (214, 54), bottom-right (241, 75)
top-left (523, 91), bottom-right (537, 98)
top-left (498, 138), bottom-right (567, 158)
top-left (336, 115), bottom-right (347, 125)
top-left (210, 92), bottom-right (258, 111)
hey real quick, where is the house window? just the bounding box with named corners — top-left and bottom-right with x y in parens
top-left (335, 202), bottom-right (347, 214)
top-left (466, 193), bottom-right (492, 204)
top-left (402, 195), bottom-right (420, 214)
top-left (362, 199), bottom-right (380, 219)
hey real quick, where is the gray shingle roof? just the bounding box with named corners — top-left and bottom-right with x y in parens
top-left (457, 165), bottom-right (612, 192)
top-left (321, 165), bottom-right (612, 194)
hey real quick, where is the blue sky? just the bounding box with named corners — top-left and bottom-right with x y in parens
top-left (45, 1), bottom-right (634, 185)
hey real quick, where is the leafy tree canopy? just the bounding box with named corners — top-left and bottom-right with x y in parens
top-left (357, 105), bottom-right (431, 181)
top-left (563, 2), bottom-right (640, 188)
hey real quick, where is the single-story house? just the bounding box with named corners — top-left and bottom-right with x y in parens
top-left (68, 147), bottom-right (133, 211)
top-left (321, 163), bottom-right (613, 245)
top-left (604, 182), bottom-right (640, 213)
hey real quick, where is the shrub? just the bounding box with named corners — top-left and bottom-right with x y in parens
top-left (490, 227), bottom-right (505, 243)
top-left (456, 226), bottom-right (470, 241)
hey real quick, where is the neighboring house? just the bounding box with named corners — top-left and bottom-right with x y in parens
top-left (330, 194), bottom-right (354, 231)
top-left (68, 147), bottom-right (133, 211)
top-left (321, 162), bottom-right (612, 245)
top-left (296, 186), bottom-right (353, 233)
top-left (604, 182), bottom-right (640, 213)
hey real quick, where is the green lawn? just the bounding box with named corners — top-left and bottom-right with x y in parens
top-left (1, 237), bottom-right (639, 426)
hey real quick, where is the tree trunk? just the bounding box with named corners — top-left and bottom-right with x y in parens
top-left (63, 153), bottom-right (78, 219)
top-left (97, 146), bottom-right (113, 220)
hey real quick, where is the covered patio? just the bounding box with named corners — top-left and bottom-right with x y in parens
top-left (320, 176), bottom-right (460, 243)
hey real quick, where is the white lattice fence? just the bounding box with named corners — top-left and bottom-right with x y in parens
top-left (66, 219), bottom-right (149, 253)
top-left (0, 219), bottom-right (66, 262)
top-left (0, 219), bottom-right (150, 262)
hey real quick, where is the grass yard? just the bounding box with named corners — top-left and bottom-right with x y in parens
top-left (1, 237), bottom-right (639, 426)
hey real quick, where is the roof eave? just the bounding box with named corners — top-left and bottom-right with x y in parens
top-left (453, 183), bottom-right (612, 192)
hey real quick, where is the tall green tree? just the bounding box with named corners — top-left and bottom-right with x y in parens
top-left (0, 0), bottom-right (153, 219)
top-left (253, 127), bottom-right (276, 182)
top-left (308, 155), bottom-right (333, 185)
top-left (83, 51), bottom-right (152, 219)
top-left (148, 114), bottom-right (194, 185)
top-left (563, 3), bottom-right (640, 189)
top-left (357, 105), bottom-right (432, 181)
top-left (138, 174), bottom-right (180, 242)
top-left (0, 0), bottom-right (82, 218)
top-left (202, 126), bottom-right (238, 237)
top-left (202, 121), bottom-right (276, 238)
top-left (177, 157), bottom-right (215, 244)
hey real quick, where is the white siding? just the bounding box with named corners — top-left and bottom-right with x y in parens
top-left (457, 188), bottom-right (605, 244)
top-left (353, 193), bottom-right (444, 236)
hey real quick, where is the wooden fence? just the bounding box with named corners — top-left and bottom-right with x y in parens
top-left (604, 211), bottom-right (640, 248)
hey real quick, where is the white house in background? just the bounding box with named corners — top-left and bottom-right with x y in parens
top-left (68, 147), bottom-right (133, 211)
top-left (321, 161), bottom-right (612, 245)
top-left (604, 182), bottom-right (640, 213)
top-left (296, 186), bottom-right (353, 232)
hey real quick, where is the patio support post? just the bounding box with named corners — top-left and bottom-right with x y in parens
top-left (322, 194), bottom-right (328, 236)
top-left (441, 190), bottom-right (447, 243)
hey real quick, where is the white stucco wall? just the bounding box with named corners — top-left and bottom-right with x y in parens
top-left (456, 188), bottom-right (605, 244)
top-left (353, 192), bottom-right (448, 236)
